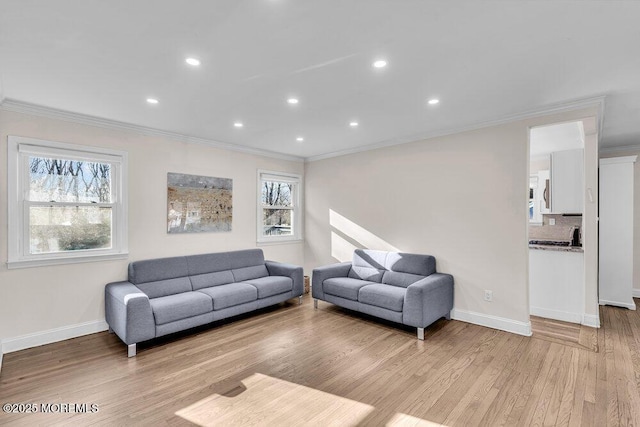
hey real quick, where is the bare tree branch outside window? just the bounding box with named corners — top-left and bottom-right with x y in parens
top-left (28, 156), bottom-right (113, 253)
top-left (261, 181), bottom-right (293, 236)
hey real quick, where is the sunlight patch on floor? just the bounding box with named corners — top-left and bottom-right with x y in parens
top-left (176, 373), bottom-right (374, 426)
top-left (176, 373), bottom-right (445, 427)
top-left (387, 412), bottom-right (449, 426)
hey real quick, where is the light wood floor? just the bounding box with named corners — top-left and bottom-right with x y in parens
top-left (1, 296), bottom-right (639, 426)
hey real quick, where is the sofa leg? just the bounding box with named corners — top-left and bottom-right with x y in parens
top-left (417, 328), bottom-right (425, 341)
top-left (314, 299), bottom-right (318, 309)
top-left (127, 343), bottom-right (137, 357)
top-left (108, 326), bottom-right (114, 334)
top-left (298, 295), bottom-right (303, 305)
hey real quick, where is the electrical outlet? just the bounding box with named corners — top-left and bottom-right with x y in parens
top-left (549, 218), bottom-right (556, 225)
top-left (484, 290), bottom-right (493, 302)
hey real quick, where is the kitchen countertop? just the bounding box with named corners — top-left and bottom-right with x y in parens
top-left (529, 244), bottom-right (584, 253)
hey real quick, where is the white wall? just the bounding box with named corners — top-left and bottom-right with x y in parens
top-left (304, 108), bottom-right (599, 333)
top-left (530, 156), bottom-right (550, 174)
top-left (601, 147), bottom-right (640, 296)
top-left (0, 109), bottom-right (304, 350)
top-left (0, 104), bottom-right (605, 352)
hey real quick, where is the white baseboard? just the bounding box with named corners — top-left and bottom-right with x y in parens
top-left (450, 308), bottom-right (532, 336)
top-left (530, 306), bottom-right (601, 328)
top-left (632, 289), bottom-right (640, 298)
top-left (599, 299), bottom-right (637, 311)
top-left (582, 314), bottom-right (601, 328)
top-left (530, 306), bottom-right (583, 324)
top-left (1, 320), bottom-right (109, 354)
top-left (0, 340), bottom-right (3, 374)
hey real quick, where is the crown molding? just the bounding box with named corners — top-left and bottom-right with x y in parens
top-left (599, 144), bottom-right (640, 156)
top-left (0, 98), bottom-right (304, 163)
top-left (0, 96), bottom-right (607, 164)
top-left (600, 155), bottom-right (637, 165)
top-left (306, 95), bottom-right (606, 163)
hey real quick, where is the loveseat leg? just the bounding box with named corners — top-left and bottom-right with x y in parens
top-left (314, 299), bottom-right (318, 309)
top-left (298, 296), bottom-right (303, 305)
top-left (127, 343), bottom-right (137, 357)
top-left (417, 328), bottom-right (425, 341)
top-left (108, 326), bottom-right (114, 334)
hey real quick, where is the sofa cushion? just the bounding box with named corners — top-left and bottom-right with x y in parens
top-left (348, 249), bottom-right (387, 282)
top-left (358, 284), bottom-right (406, 312)
top-left (353, 249), bottom-right (388, 269)
top-left (385, 252), bottom-right (436, 277)
top-left (186, 252), bottom-right (233, 275)
top-left (149, 292), bottom-right (213, 325)
top-left (323, 277), bottom-right (377, 301)
top-left (228, 249), bottom-right (266, 269)
top-left (135, 277), bottom-right (192, 299)
top-left (348, 266), bottom-right (384, 282)
top-left (129, 256), bottom-right (188, 284)
top-left (243, 276), bottom-right (293, 298)
top-left (232, 265), bottom-right (269, 282)
top-left (190, 271), bottom-right (235, 291)
top-left (197, 283), bottom-right (258, 310)
top-left (381, 271), bottom-right (425, 288)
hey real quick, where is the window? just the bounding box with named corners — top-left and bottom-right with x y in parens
top-left (257, 170), bottom-right (302, 243)
top-left (8, 136), bottom-right (128, 268)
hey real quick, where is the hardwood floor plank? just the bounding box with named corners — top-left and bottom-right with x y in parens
top-left (442, 333), bottom-right (528, 426)
top-left (567, 349), bottom-right (590, 427)
top-left (1, 297), bottom-right (639, 426)
top-left (513, 342), bottom-right (565, 426)
top-left (502, 338), bottom-right (552, 426)
top-left (612, 308), bottom-right (640, 426)
top-left (601, 307), bottom-right (621, 426)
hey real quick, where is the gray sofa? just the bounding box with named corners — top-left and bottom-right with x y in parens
top-left (312, 249), bottom-right (453, 339)
top-left (105, 249), bottom-right (303, 356)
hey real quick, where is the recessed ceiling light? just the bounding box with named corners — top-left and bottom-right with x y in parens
top-left (428, 98), bottom-right (440, 105)
top-left (234, 122), bottom-right (243, 128)
top-left (287, 98), bottom-right (299, 105)
top-left (185, 57), bottom-right (201, 66)
top-left (146, 98), bottom-right (159, 104)
top-left (372, 60), bottom-right (387, 68)
top-left (349, 122), bottom-right (359, 127)
top-left (296, 137), bottom-right (304, 142)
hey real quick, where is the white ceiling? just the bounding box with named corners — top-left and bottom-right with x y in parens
top-left (1, 1), bottom-right (639, 160)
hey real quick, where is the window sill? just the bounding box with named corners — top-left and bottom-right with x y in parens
top-left (7, 252), bottom-right (129, 269)
top-left (257, 238), bottom-right (304, 246)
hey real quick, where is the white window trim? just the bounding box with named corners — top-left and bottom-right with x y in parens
top-left (257, 169), bottom-right (303, 244)
top-left (7, 136), bottom-right (129, 269)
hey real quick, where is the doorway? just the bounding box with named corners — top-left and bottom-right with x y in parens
top-left (527, 118), bottom-right (600, 328)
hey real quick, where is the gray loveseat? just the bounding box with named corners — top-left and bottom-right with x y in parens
top-left (105, 249), bottom-right (303, 356)
top-left (312, 249), bottom-right (453, 339)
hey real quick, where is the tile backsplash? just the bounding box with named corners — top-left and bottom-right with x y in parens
top-left (529, 214), bottom-right (582, 244)
top-left (529, 214), bottom-right (582, 243)
top-left (542, 214), bottom-right (582, 228)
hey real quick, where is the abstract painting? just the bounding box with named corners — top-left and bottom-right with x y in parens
top-left (167, 172), bottom-right (232, 233)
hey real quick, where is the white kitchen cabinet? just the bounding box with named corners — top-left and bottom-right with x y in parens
top-left (530, 249), bottom-right (585, 323)
top-left (551, 149), bottom-right (584, 213)
top-left (599, 156), bottom-right (636, 310)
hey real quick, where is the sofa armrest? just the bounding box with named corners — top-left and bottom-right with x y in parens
top-left (311, 262), bottom-right (352, 300)
top-left (105, 281), bottom-right (156, 345)
top-left (403, 273), bottom-right (454, 328)
top-left (265, 261), bottom-right (304, 297)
